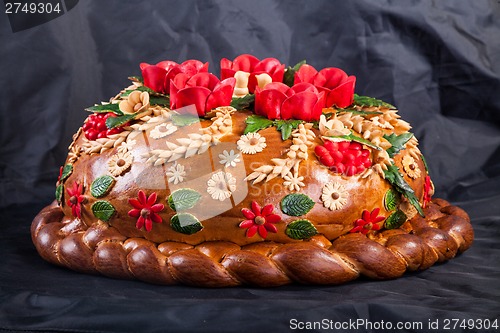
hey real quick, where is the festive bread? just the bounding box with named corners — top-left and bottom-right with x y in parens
top-left (31, 55), bottom-right (473, 287)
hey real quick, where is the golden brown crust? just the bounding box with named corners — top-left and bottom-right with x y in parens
top-left (31, 198), bottom-right (473, 287)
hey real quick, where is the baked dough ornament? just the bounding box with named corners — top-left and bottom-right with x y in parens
top-left (31, 55), bottom-right (473, 287)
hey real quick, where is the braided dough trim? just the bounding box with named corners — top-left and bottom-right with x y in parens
top-left (31, 199), bottom-right (473, 287)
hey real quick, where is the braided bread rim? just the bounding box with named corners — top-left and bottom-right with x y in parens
top-left (31, 198), bottom-right (473, 287)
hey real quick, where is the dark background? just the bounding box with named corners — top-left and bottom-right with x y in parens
top-left (0, 1), bottom-right (499, 332)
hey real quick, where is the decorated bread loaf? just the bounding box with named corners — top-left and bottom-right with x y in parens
top-left (31, 54), bottom-right (473, 287)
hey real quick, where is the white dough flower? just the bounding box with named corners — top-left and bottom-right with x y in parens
top-left (207, 171), bottom-right (237, 201)
top-left (166, 162), bottom-right (186, 185)
top-left (108, 151), bottom-right (133, 176)
top-left (237, 132), bottom-right (266, 154)
top-left (319, 114), bottom-right (351, 137)
top-left (321, 182), bottom-right (349, 211)
top-left (283, 172), bottom-right (305, 192)
top-left (150, 123), bottom-right (177, 139)
top-left (402, 155), bottom-right (421, 179)
top-left (219, 150), bottom-right (241, 168)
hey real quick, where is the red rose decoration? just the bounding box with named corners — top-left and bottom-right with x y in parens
top-left (220, 54), bottom-right (285, 93)
top-left (170, 72), bottom-right (236, 116)
top-left (294, 64), bottom-right (356, 108)
top-left (254, 82), bottom-right (325, 121)
top-left (140, 59), bottom-right (209, 95)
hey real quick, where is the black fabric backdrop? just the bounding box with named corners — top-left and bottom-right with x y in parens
top-left (0, 1), bottom-right (499, 332)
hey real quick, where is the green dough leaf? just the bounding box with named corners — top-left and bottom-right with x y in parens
top-left (244, 115), bottom-right (274, 134)
top-left (128, 76), bottom-right (144, 84)
top-left (91, 200), bottom-right (116, 222)
top-left (421, 153), bottom-right (429, 173)
top-left (285, 219), bottom-right (318, 240)
top-left (90, 175), bottom-right (115, 198)
top-left (55, 184), bottom-right (63, 204)
top-left (85, 103), bottom-right (123, 115)
top-left (384, 164), bottom-right (424, 217)
top-left (353, 94), bottom-right (396, 109)
top-left (283, 60), bottom-right (306, 87)
top-left (383, 188), bottom-right (400, 212)
top-left (281, 193), bottom-right (315, 216)
top-left (325, 131), bottom-right (382, 151)
top-left (230, 94), bottom-right (255, 110)
top-left (385, 210), bottom-right (408, 229)
top-left (149, 95), bottom-right (170, 106)
top-left (168, 188), bottom-right (202, 211)
top-left (60, 164), bottom-right (73, 183)
top-left (105, 113), bottom-right (136, 129)
top-left (170, 213), bottom-right (203, 235)
top-left (337, 108), bottom-right (383, 116)
top-left (274, 119), bottom-right (302, 140)
top-left (384, 132), bottom-right (414, 158)
top-left (171, 113), bottom-right (200, 127)
top-left (120, 85), bottom-right (157, 97)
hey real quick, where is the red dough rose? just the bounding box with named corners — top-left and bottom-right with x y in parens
top-left (294, 64), bottom-right (356, 108)
top-left (140, 60), bottom-right (209, 95)
top-left (220, 54), bottom-right (285, 93)
top-left (170, 72), bottom-right (236, 116)
top-left (254, 82), bottom-right (325, 121)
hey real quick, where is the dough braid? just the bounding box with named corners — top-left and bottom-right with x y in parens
top-left (31, 199), bottom-right (473, 287)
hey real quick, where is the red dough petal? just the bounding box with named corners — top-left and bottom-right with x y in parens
top-left (151, 204), bottom-right (164, 213)
top-left (294, 64), bottom-right (318, 84)
top-left (175, 87), bottom-right (211, 116)
top-left (241, 208), bottom-right (256, 220)
top-left (232, 54), bottom-right (259, 72)
top-left (128, 209), bottom-right (140, 218)
top-left (261, 204), bottom-right (274, 217)
top-left (136, 216), bottom-right (145, 230)
top-left (258, 225), bottom-right (268, 239)
top-left (141, 65), bottom-right (167, 94)
top-left (220, 68), bottom-right (236, 80)
top-left (318, 67), bottom-right (348, 89)
top-left (251, 201), bottom-right (261, 216)
top-left (239, 220), bottom-right (254, 229)
top-left (180, 60), bottom-right (208, 76)
top-left (326, 76), bottom-right (356, 108)
top-left (361, 210), bottom-right (370, 222)
top-left (264, 223), bottom-right (278, 233)
top-left (147, 192), bottom-right (157, 206)
top-left (370, 208), bottom-right (381, 220)
top-left (150, 213), bottom-right (162, 224)
top-left (139, 62), bottom-right (151, 71)
top-left (246, 225), bottom-right (258, 238)
top-left (137, 190), bottom-right (147, 205)
top-left (145, 218), bottom-right (153, 232)
top-left (205, 77), bottom-right (236, 112)
top-left (290, 82), bottom-right (318, 94)
top-left (265, 214), bottom-right (281, 224)
top-left (187, 73), bottom-right (220, 90)
top-left (254, 88), bottom-right (287, 119)
top-left (156, 60), bottom-right (179, 71)
top-left (281, 91), bottom-right (319, 121)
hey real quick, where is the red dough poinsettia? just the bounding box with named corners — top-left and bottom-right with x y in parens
top-left (220, 54), bottom-right (285, 93)
top-left (350, 208), bottom-right (385, 234)
top-left (254, 82), bottom-right (325, 121)
top-left (239, 201), bottom-right (281, 239)
top-left (128, 190), bottom-right (165, 232)
top-left (294, 64), bottom-right (356, 108)
top-left (67, 181), bottom-right (85, 219)
top-left (170, 72), bottom-right (236, 116)
top-left (140, 60), bottom-right (209, 95)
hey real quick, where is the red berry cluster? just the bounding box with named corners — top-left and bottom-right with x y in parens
top-left (314, 141), bottom-right (372, 176)
top-left (82, 113), bottom-right (123, 141)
